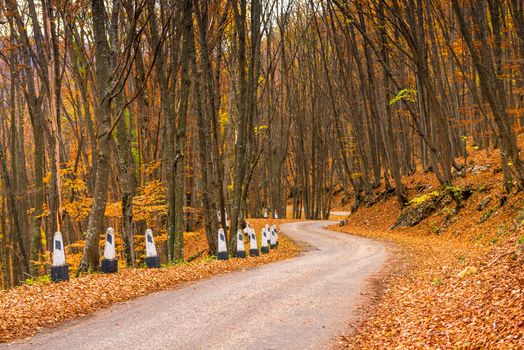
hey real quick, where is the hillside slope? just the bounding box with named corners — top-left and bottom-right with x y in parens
top-left (332, 147), bottom-right (524, 349)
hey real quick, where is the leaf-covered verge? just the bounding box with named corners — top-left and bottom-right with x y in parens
top-left (0, 219), bottom-right (300, 343)
top-left (330, 149), bottom-right (524, 349)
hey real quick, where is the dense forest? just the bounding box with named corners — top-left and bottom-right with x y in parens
top-left (0, 0), bottom-right (523, 287)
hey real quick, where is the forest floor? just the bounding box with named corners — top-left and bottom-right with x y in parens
top-left (331, 147), bottom-right (524, 349)
top-left (0, 219), bottom-right (300, 343)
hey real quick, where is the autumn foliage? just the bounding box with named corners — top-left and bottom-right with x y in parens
top-left (0, 219), bottom-right (300, 342)
top-left (332, 145), bottom-right (524, 349)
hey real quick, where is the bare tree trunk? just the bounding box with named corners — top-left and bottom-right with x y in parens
top-left (78, 0), bottom-right (115, 273)
top-left (173, 0), bottom-right (194, 261)
top-left (230, 0), bottom-right (262, 248)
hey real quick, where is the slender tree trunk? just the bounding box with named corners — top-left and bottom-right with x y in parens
top-left (78, 0), bottom-right (115, 274)
top-left (173, 0), bottom-right (194, 261)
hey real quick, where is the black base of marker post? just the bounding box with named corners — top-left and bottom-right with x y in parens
top-left (217, 251), bottom-right (228, 260)
top-left (261, 246), bottom-right (269, 254)
top-left (101, 258), bottom-right (118, 273)
top-left (270, 243), bottom-right (277, 249)
top-left (145, 256), bottom-right (160, 268)
top-left (249, 249), bottom-right (259, 257)
top-left (51, 265), bottom-right (70, 282)
top-left (236, 250), bottom-right (246, 258)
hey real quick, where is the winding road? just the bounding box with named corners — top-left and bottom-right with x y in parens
top-left (4, 220), bottom-right (387, 350)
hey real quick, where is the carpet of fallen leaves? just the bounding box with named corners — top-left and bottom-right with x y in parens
top-left (0, 219), bottom-right (300, 343)
top-left (331, 146), bottom-right (524, 349)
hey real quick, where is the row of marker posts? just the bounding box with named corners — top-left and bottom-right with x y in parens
top-left (50, 227), bottom-right (162, 282)
top-left (51, 220), bottom-right (279, 282)
top-left (216, 223), bottom-right (279, 260)
top-left (263, 208), bottom-right (279, 220)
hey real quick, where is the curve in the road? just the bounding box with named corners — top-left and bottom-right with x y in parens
top-left (4, 220), bottom-right (387, 350)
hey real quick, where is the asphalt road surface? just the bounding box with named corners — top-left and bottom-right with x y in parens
top-left (4, 220), bottom-right (387, 350)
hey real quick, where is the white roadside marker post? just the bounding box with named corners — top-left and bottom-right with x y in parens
top-left (261, 228), bottom-right (269, 254)
top-left (217, 228), bottom-right (228, 260)
top-left (145, 229), bottom-right (160, 268)
top-left (101, 227), bottom-right (118, 273)
top-left (272, 225), bottom-right (279, 247)
top-left (249, 228), bottom-right (259, 256)
top-left (243, 223), bottom-right (251, 239)
top-left (274, 209), bottom-right (278, 219)
top-left (50, 232), bottom-right (69, 282)
top-left (265, 224), bottom-right (271, 248)
top-left (270, 225), bottom-right (277, 249)
top-left (236, 229), bottom-right (246, 258)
